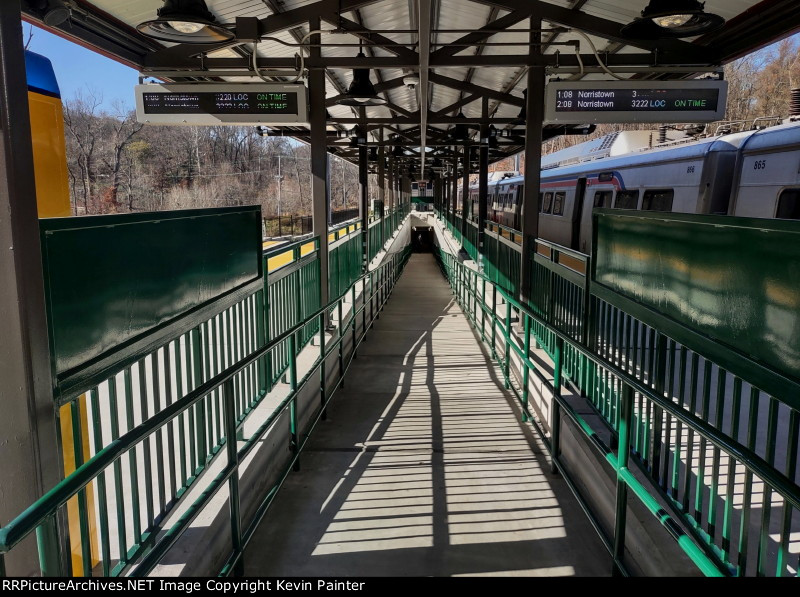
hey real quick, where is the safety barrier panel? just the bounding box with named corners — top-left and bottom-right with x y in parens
top-left (0, 245), bottom-right (412, 577)
top-left (434, 210), bottom-right (800, 577)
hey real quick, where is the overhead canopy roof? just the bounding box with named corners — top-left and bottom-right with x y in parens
top-left (22, 0), bottom-right (800, 170)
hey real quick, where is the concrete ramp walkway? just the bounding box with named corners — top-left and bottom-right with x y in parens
top-left (244, 254), bottom-right (608, 577)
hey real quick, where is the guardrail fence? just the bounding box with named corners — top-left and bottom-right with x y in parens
top-left (434, 206), bottom-right (800, 578)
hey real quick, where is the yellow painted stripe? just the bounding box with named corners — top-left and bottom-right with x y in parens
top-left (300, 241), bottom-right (316, 257)
top-left (267, 250), bottom-right (294, 273)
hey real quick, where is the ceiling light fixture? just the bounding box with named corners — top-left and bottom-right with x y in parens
top-left (336, 49), bottom-right (387, 106)
top-left (137, 0), bottom-right (234, 44)
top-left (621, 0), bottom-right (725, 39)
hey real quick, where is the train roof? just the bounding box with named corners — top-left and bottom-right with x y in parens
top-left (24, 50), bottom-right (60, 99)
top-left (486, 133), bottom-right (752, 188)
top-left (738, 120), bottom-right (800, 154)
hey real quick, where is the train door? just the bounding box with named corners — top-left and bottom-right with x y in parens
top-left (514, 185), bottom-right (523, 230)
top-left (571, 177), bottom-right (587, 251)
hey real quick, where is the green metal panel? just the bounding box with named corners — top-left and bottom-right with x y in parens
top-left (592, 209), bottom-right (800, 391)
top-left (40, 207), bottom-right (262, 396)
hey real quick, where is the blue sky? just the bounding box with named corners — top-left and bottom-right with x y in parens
top-left (23, 21), bottom-right (800, 114)
top-left (24, 22), bottom-right (139, 111)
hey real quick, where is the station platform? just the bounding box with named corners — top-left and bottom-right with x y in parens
top-left (243, 254), bottom-right (608, 577)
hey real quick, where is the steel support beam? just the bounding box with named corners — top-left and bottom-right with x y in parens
top-left (429, 73), bottom-right (524, 107)
top-left (430, 9), bottom-right (530, 60)
top-left (309, 19), bottom-right (330, 309)
top-left (0, 0), bottom-right (61, 575)
top-left (417, 0), bottom-right (431, 178)
top-left (520, 19), bottom-right (545, 306)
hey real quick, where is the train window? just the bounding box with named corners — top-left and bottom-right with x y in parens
top-left (552, 192), bottom-right (565, 216)
top-left (642, 189), bottom-right (674, 211)
top-left (593, 191), bottom-right (612, 208)
top-left (541, 192), bottom-right (553, 214)
top-left (615, 190), bottom-right (639, 210)
top-left (777, 189), bottom-right (800, 219)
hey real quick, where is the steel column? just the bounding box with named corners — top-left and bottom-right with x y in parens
top-left (478, 97), bottom-right (489, 269)
top-left (461, 144), bottom-right (469, 239)
top-left (0, 0), bottom-right (62, 575)
top-left (359, 137), bottom-right (369, 271)
top-left (519, 17), bottom-right (545, 305)
top-left (309, 18), bottom-right (329, 308)
top-left (377, 128), bottom-right (385, 246)
top-left (451, 152), bottom-right (458, 218)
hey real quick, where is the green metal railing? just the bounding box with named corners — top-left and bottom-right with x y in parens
top-left (328, 221), bottom-right (362, 299)
top-left (484, 221), bottom-right (522, 297)
top-left (463, 219), bottom-right (479, 261)
top-left (263, 238), bottom-right (321, 389)
top-left (0, 244), bottom-right (412, 578)
top-left (434, 213), bottom-right (800, 577)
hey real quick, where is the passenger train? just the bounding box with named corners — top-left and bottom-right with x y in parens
top-left (463, 121), bottom-right (800, 254)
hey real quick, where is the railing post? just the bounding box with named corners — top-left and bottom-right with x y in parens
top-left (651, 332), bottom-right (668, 481)
top-left (351, 285), bottom-right (357, 359)
top-left (191, 328), bottom-right (207, 465)
top-left (35, 516), bottom-right (62, 576)
top-left (503, 302), bottom-right (511, 389)
top-left (551, 336), bottom-right (563, 474)
top-left (612, 382), bottom-right (634, 576)
top-left (491, 285), bottom-right (498, 358)
top-left (337, 299), bottom-right (345, 388)
top-left (223, 380), bottom-right (244, 576)
top-left (319, 312), bottom-right (327, 420)
top-left (288, 335), bottom-right (299, 472)
top-left (521, 313), bottom-right (532, 423)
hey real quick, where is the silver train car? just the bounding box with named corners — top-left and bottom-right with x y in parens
top-left (464, 121), bottom-right (800, 254)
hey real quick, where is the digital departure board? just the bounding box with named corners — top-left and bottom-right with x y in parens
top-left (135, 83), bottom-right (308, 126)
top-left (544, 80), bottom-right (728, 124)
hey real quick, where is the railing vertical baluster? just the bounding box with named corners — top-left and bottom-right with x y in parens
top-left (551, 336), bottom-right (563, 475)
top-left (288, 335), bottom-right (300, 472)
top-left (89, 388), bottom-right (111, 576)
top-left (191, 328), bottom-right (206, 469)
top-left (223, 380), bottom-right (243, 577)
top-left (612, 382), bottom-right (634, 576)
top-left (123, 367), bottom-right (142, 544)
top-left (107, 379), bottom-right (128, 563)
top-left (70, 400), bottom-right (92, 577)
top-left (651, 333), bottom-right (667, 482)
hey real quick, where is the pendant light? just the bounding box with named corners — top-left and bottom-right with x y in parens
top-left (137, 0), bottom-right (234, 44)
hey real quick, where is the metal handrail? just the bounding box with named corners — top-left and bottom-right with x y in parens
top-left (436, 248), bottom-right (800, 577)
top-left (0, 245), bottom-right (412, 576)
